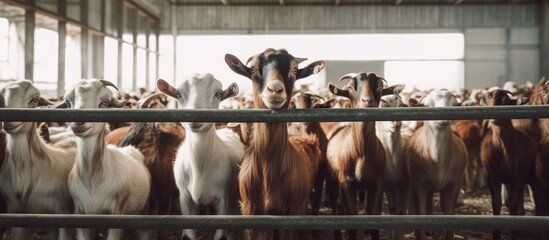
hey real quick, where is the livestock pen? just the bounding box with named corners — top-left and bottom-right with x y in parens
top-left (0, 106), bottom-right (549, 239)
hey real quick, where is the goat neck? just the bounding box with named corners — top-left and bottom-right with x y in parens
top-left (422, 121), bottom-right (455, 162)
top-left (75, 126), bottom-right (109, 185)
top-left (252, 122), bottom-right (290, 160)
top-left (5, 122), bottom-right (52, 169)
top-left (489, 119), bottom-right (515, 147)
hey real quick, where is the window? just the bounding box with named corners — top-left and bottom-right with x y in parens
top-left (121, 43), bottom-right (134, 92)
top-left (136, 48), bottom-right (146, 89)
top-left (65, 24), bottom-right (81, 92)
top-left (0, 18), bottom-right (8, 62)
top-left (33, 27), bottom-right (58, 89)
top-left (104, 37), bottom-right (119, 83)
top-left (158, 35), bottom-right (174, 84)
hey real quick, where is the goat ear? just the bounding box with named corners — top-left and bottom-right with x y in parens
top-left (382, 84), bottom-right (405, 96)
top-left (225, 54), bottom-right (251, 79)
top-left (37, 97), bottom-right (54, 107)
top-left (221, 83), bottom-right (239, 101)
top-left (313, 98), bottom-right (337, 109)
top-left (296, 60), bottom-right (325, 80)
top-left (328, 83), bottom-right (351, 100)
top-left (288, 100), bottom-right (296, 109)
top-left (109, 97), bottom-right (127, 108)
top-left (515, 97), bottom-right (529, 105)
top-left (157, 79), bottom-right (181, 99)
top-left (52, 99), bottom-right (69, 109)
top-left (408, 98), bottom-right (422, 107)
top-left (460, 99), bottom-right (477, 106)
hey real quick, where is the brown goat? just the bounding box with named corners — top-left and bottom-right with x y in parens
top-left (289, 93), bottom-right (337, 218)
top-left (480, 89), bottom-right (538, 240)
top-left (105, 94), bottom-right (185, 240)
top-left (326, 72), bottom-right (402, 240)
top-left (452, 119), bottom-right (483, 193)
top-left (405, 89), bottom-right (467, 240)
top-left (225, 48), bottom-right (324, 240)
top-left (530, 77), bottom-right (549, 216)
top-left (0, 129), bottom-right (6, 237)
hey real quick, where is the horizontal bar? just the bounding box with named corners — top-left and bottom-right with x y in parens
top-left (0, 105), bottom-right (549, 122)
top-left (0, 215), bottom-right (548, 230)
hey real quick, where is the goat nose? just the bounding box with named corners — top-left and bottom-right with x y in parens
top-left (267, 86), bottom-right (283, 95)
top-left (74, 122), bottom-right (84, 126)
top-left (362, 97), bottom-right (372, 104)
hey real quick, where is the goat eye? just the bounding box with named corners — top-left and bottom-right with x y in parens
top-left (291, 68), bottom-right (298, 75)
top-left (30, 98), bottom-right (39, 104)
top-left (250, 67), bottom-right (257, 75)
top-left (100, 99), bottom-right (110, 107)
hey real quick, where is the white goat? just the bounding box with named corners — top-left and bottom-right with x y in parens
top-left (55, 79), bottom-right (151, 240)
top-left (404, 89), bottom-right (467, 240)
top-left (0, 80), bottom-right (75, 240)
top-left (157, 73), bottom-right (245, 240)
top-left (375, 93), bottom-right (408, 240)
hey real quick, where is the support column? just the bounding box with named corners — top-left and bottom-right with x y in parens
top-left (145, 21), bottom-right (150, 91)
top-left (116, 0), bottom-right (124, 88)
top-left (541, 0), bottom-right (549, 78)
top-left (58, 0), bottom-right (67, 97)
top-left (80, 0), bottom-right (89, 79)
top-left (24, 6), bottom-right (35, 80)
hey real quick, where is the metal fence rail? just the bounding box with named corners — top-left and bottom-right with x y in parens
top-left (1, 105), bottom-right (549, 122)
top-left (0, 106), bottom-right (548, 231)
top-left (0, 215), bottom-right (548, 230)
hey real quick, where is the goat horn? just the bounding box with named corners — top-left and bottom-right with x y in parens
top-left (51, 99), bottom-right (69, 109)
top-left (380, 77), bottom-right (388, 85)
top-left (139, 93), bottom-right (165, 109)
top-left (37, 97), bottom-right (54, 107)
top-left (110, 97), bottom-right (127, 108)
top-left (339, 73), bottom-right (358, 82)
top-left (544, 76), bottom-right (548, 86)
top-left (100, 80), bottom-right (119, 91)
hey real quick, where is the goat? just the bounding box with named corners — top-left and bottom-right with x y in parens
top-left (326, 72), bottom-right (402, 240)
top-left (54, 79), bottom-right (151, 240)
top-left (404, 89), bottom-right (467, 240)
top-left (105, 93), bottom-right (185, 240)
top-left (289, 93), bottom-right (336, 218)
top-left (480, 89), bottom-right (538, 240)
top-left (225, 48), bottom-right (324, 240)
top-left (375, 93), bottom-right (408, 240)
top-left (0, 128), bottom-right (7, 237)
top-left (451, 118), bottom-right (483, 193)
top-left (156, 74), bottom-right (244, 240)
top-left (0, 80), bottom-right (75, 240)
top-left (524, 77), bottom-right (549, 216)
top-left (226, 95), bottom-right (255, 146)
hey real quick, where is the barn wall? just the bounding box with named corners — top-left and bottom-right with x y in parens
top-left (166, 4), bottom-right (543, 89)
